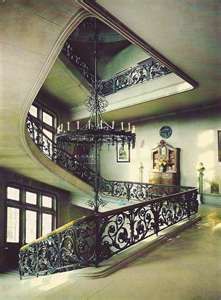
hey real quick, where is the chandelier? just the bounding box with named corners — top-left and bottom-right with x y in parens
top-left (56, 18), bottom-right (136, 211)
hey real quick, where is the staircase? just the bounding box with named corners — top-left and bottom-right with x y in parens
top-left (18, 112), bottom-right (199, 279)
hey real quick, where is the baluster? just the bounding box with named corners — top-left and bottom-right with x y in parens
top-left (186, 193), bottom-right (191, 218)
top-left (129, 209), bottom-right (135, 245)
top-left (126, 183), bottom-right (131, 201)
top-left (152, 203), bottom-right (160, 236)
top-left (35, 244), bottom-right (39, 277)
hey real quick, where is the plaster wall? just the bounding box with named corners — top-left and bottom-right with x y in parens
top-left (99, 44), bottom-right (150, 80)
top-left (100, 107), bottom-right (221, 192)
top-left (0, 0), bottom-right (90, 189)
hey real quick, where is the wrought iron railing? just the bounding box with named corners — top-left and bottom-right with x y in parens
top-left (19, 187), bottom-right (198, 278)
top-left (26, 114), bottom-right (96, 186)
top-left (26, 114), bottom-right (193, 204)
top-left (61, 40), bottom-right (95, 86)
top-left (19, 216), bottom-right (97, 278)
top-left (99, 57), bottom-right (171, 96)
top-left (98, 187), bottom-right (198, 260)
top-left (62, 38), bottom-right (171, 96)
top-left (100, 179), bottom-right (192, 202)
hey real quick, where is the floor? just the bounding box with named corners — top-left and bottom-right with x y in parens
top-left (0, 205), bottom-right (221, 300)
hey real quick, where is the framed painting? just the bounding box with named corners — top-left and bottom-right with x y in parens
top-left (218, 131), bottom-right (221, 161)
top-left (116, 143), bottom-right (130, 163)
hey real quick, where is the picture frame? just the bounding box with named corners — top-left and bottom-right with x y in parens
top-left (116, 143), bottom-right (130, 163)
top-left (218, 130), bottom-right (221, 161)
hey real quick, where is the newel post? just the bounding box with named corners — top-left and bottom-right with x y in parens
top-left (196, 162), bottom-right (205, 204)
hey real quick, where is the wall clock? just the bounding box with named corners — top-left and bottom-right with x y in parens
top-left (160, 126), bottom-right (172, 139)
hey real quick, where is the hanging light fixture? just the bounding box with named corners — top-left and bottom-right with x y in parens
top-left (56, 18), bottom-right (135, 148)
top-left (56, 18), bottom-right (136, 211)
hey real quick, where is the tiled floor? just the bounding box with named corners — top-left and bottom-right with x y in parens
top-left (1, 205), bottom-right (221, 300)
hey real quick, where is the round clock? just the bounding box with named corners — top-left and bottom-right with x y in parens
top-left (160, 126), bottom-right (172, 139)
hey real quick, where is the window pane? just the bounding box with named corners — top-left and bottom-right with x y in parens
top-left (29, 105), bottom-right (38, 118)
top-left (7, 187), bottom-right (19, 201)
top-left (43, 128), bottom-right (53, 140)
top-left (26, 210), bottom-right (37, 243)
top-left (43, 111), bottom-right (53, 127)
top-left (42, 195), bottom-right (53, 208)
top-left (26, 191), bottom-right (37, 205)
top-left (7, 207), bottom-right (20, 243)
top-left (42, 214), bottom-right (52, 236)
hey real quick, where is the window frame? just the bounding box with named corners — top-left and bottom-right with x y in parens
top-left (5, 184), bottom-right (57, 245)
top-left (29, 103), bottom-right (57, 142)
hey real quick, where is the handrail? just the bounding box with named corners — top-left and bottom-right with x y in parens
top-left (100, 178), bottom-right (194, 202)
top-left (20, 215), bottom-right (92, 251)
top-left (19, 214), bottom-right (97, 278)
top-left (99, 187), bottom-right (197, 217)
top-left (26, 114), bottom-right (198, 206)
top-left (62, 37), bottom-right (171, 96)
top-left (97, 187), bottom-right (198, 260)
top-left (19, 186), bottom-right (198, 278)
top-left (26, 114), bottom-right (195, 203)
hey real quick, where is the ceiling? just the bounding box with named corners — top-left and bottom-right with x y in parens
top-left (95, 0), bottom-right (221, 121)
top-left (42, 0), bottom-right (221, 121)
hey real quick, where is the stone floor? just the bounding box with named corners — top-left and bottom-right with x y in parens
top-left (0, 205), bottom-right (221, 300)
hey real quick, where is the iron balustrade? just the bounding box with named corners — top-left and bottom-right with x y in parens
top-left (23, 114), bottom-right (199, 278)
top-left (62, 38), bottom-right (171, 97)
top-left (100, 178), bottom-right (193, 202)
top-left (26, 114), bottom-right (96, 186)
top-left (26, 114), bottom-right (193, 204)
top-left (97, 187), bottom-right (198, 260)
top-left (19, 187), bottom-right (198, 278)
top-left (19, 216), bottom-right (97, 278)
top-left (99, 57), bottom-right (171, 96)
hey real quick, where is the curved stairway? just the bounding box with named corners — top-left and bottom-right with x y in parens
top-left (0, 1), bottom-right (93, 195)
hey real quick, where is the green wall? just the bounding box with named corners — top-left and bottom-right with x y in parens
top-left (98, 44), bottom-right (150, 80)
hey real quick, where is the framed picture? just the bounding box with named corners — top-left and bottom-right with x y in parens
top-left (116, 143), bottom-right (130, 163)
top-left (218, 131), bottom-right (221, 161)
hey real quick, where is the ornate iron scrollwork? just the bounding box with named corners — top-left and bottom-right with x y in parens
top-left (19, 179), bottom-right (198, 278)
top-left (62, 37), bottom-right (171, 97)
top-left (24, 115), bottom-right (199, 279)
top-left (19, 217), bottom-right (97, 278)
top-left (100, 179), bottom-right (184, 202)
top-left (98, 188), bottom-right (198, 260)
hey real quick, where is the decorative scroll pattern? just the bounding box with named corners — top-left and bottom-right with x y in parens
top-left (86, 91), bottom-right (108, 114)
top-left (100, 58), bottom-right (171, 96)
top-left (19, 217), bottom-right (97, 278)
top-left (19, 188), bottom-right (198, 278)
top-left (26, 114), bottom-right (96, 186)
top-left (62, 38), bottom-right (171, 97)
top-left (100, 179), bottom-right (190, 202)
top-left (98, 188), bottom-right (198, 259)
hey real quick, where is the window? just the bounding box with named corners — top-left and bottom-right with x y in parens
top-left (29, 104), bottom-right (57, 158)
top-left (42, 195), bottom-right (53, 208)
top-left (42, 213), bottom-right (52, 236)
top-left (7, 207), bottom-right (20, 243)
top-left (25, 191), bottom-right (37, 205)
top-left (43, 111), bottom-right (53, 127)
top-left (6, 185), bottom-right (56, 244)
top-left (7, 187), bottom-right (19, 201)
top-left (29, 105), bottom-right (38, 118)
top-left (29, 104), bottom-right (56, 139)
top-left (25, 210), bottom-right (37, 243)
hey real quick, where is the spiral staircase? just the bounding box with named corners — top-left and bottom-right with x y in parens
top-left (0, 1), bottom-right (201, 278)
